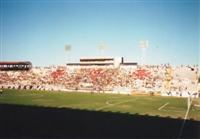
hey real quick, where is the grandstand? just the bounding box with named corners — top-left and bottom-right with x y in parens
top-left (67, 56), bottom-right (137, 68)
top-left (0, 61), bottom-right (32, 71)
top-left (0, 58), bottom-right (198, 98)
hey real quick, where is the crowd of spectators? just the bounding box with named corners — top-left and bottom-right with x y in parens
top-left (0, 64), bottom-right (199, 97)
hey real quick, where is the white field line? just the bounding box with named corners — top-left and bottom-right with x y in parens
top-left (106, 100), bottom-right (118, 105)
top-left (160, 109), bottom-right (184, 113)
top-left (96, 99), bottom-right (137, 111)
top-left (177, 98), bottom-right (193, 139)
top-left (158, 102), bottom-right (169, 111)
top-left (106, 100), bottom-right (112, 105)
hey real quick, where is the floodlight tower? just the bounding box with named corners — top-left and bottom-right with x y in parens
top-left (65, 44), bottom-right (71, 65)
top-left (98, 42), bottom-right (107, 56)
top-left (139, 40), bottom-right (149, 65)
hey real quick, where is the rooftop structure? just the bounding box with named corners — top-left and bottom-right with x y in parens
top-left (67, 57), bottom-right (137, 68)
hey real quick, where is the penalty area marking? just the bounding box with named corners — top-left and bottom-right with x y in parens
top-left (158, 102), bottom-right (169, 111)
top-left (96, 99), bottom-right (137, 111)
top-left (106, 100), bottom-right (112, 105)
top-left (106, 100), bottom-right (120, 105)
top-left (160, 108), bottom-right (184, 113)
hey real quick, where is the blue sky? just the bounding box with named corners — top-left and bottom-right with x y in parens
top-left (0, 0), bottom-right (199, 66)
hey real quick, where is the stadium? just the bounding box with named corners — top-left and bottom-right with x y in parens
top-left (1, 1), bottom-right (200, 138)
top-left (0, 58), bottom-right (200, 138)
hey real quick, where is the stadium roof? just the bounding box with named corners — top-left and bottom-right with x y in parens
top-left (67, 63), bottom-right (114, 66)
top-left (0, 61), bottom-right (32, 65)
top-left (121, 63), bottom-right (138, 65)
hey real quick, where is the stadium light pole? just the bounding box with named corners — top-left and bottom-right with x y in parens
top-left (65, 44), bottom-right (71, 65)
top-left (139, 40), bottom-right (149, 66)
top-left (98, 42), bottom-right (107, 57)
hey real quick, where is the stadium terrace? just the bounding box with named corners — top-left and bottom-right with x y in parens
top-left (0, 57), bottom-right (199, 98)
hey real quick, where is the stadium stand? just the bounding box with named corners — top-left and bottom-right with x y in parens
top-left (0, 58), bottom-right (199, 98)
top-left (0, 61), bottom-right (32, 71)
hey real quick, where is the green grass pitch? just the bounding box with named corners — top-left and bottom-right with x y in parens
top-left (0, 89), bottom-right (200, 121)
